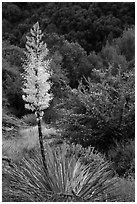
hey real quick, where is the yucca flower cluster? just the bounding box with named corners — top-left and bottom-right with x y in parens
top-left (22, 22), bottom-right (53, 112)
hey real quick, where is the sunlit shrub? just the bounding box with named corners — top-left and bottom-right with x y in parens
top-left (56, 63), bottom-right (135, 151)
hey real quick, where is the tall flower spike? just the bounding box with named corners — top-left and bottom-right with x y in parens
top-left (22, 22), bottom-right (53, 112)
top-left (22, 22), bottom-right (53, 175)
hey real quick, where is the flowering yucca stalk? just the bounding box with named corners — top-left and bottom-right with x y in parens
top-left (22, 22), bottom-right (53, 172)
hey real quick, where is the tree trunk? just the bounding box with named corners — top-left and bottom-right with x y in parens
top-left (37, 115), bottom-right (48, 172)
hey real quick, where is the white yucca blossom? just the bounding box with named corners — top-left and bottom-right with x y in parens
top-left (22, 22), bottom-right (53, 112)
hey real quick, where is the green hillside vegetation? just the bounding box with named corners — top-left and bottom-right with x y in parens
top-left (2, 2), bottom-right (134, 53)
top-left (2, 2), bottom-right (135, 202)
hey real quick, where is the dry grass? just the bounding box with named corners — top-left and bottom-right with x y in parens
top-left (112, 177), bottom-right (135, 202)
top-left (2, 124), bottom-right (57, 161)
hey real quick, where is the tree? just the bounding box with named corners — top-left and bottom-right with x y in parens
top-left (22, 22), bottom-right (53, 171)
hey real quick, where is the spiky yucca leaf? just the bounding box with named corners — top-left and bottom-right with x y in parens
top-left (3, 152), bottom-right (52, 202)
top-left (3, 143), bottom-right (119, 202)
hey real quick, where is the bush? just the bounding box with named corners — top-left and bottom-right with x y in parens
top-left (100, 41), bottom-right (128, 72)
top-left (2, 41), bottom-right (25, 69)
top-left (112, 177), bottom-right (135, 202)
top-left (3, 143), bottom-right (119, 202)
top-left (2, 43), bottom-right (26, 117)
top-left (22, 114), bottom-right (37, 126)
top-left (115, 27), bottom-right (135, 62)
top-left (107, 140), bottom-right (135, 178)
top-left (2, 110), bottom-right (26, 128)
top-left (56, 63), bottom-right (135, 151)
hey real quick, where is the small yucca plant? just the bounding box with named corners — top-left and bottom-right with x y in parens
top-left (3, 143), bottom-right (119, 202)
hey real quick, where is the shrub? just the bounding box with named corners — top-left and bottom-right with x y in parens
top-left (2, 44), bottom-right (25, 117)
top-left (2, 41), bottom-right (25, 69)
top-left (2, 110), bottom-right (26, 128)
top-left (56, 63), bottom-right (135, 151)
top-left (112, 177), bottom-right (135, 202)
top-left (115, 27), bottom-right (135, 62)
top-left (107, 139), bottom-right (135, 178)
top-left (22, 114), bottom-right (37, 126)
top-left (3, 143), bottom-right (119, 202)
top-left (100, 42), bottom-right (128, 72)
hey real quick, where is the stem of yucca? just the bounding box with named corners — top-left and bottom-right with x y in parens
top-left (37, 114), bottom-right (48, 172)
top-left (37, 114), bottom-right (54, 192)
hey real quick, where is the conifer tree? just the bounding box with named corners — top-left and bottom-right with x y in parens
top-left (22, 22), bottom-right (53, 171)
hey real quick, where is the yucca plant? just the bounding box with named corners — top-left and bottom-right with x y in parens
top-left (3, 143), bottom-right (119, 202)
top-left (22, 22), bottom-right (53, 173)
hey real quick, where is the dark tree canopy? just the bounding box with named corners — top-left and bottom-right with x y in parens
top-left (2, 2), bottom-right (134, 53)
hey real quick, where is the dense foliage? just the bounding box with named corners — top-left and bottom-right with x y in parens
top-left (2, 42), bottom-right (25, 116)
top-left (107, 139), bottom-right (135, 177)
top-left (55, 67), bottom-right (134, 149)
top-left (2, 2), bottom-right (134, 53)
top-left (54, 28), bottom-right (135, 151)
